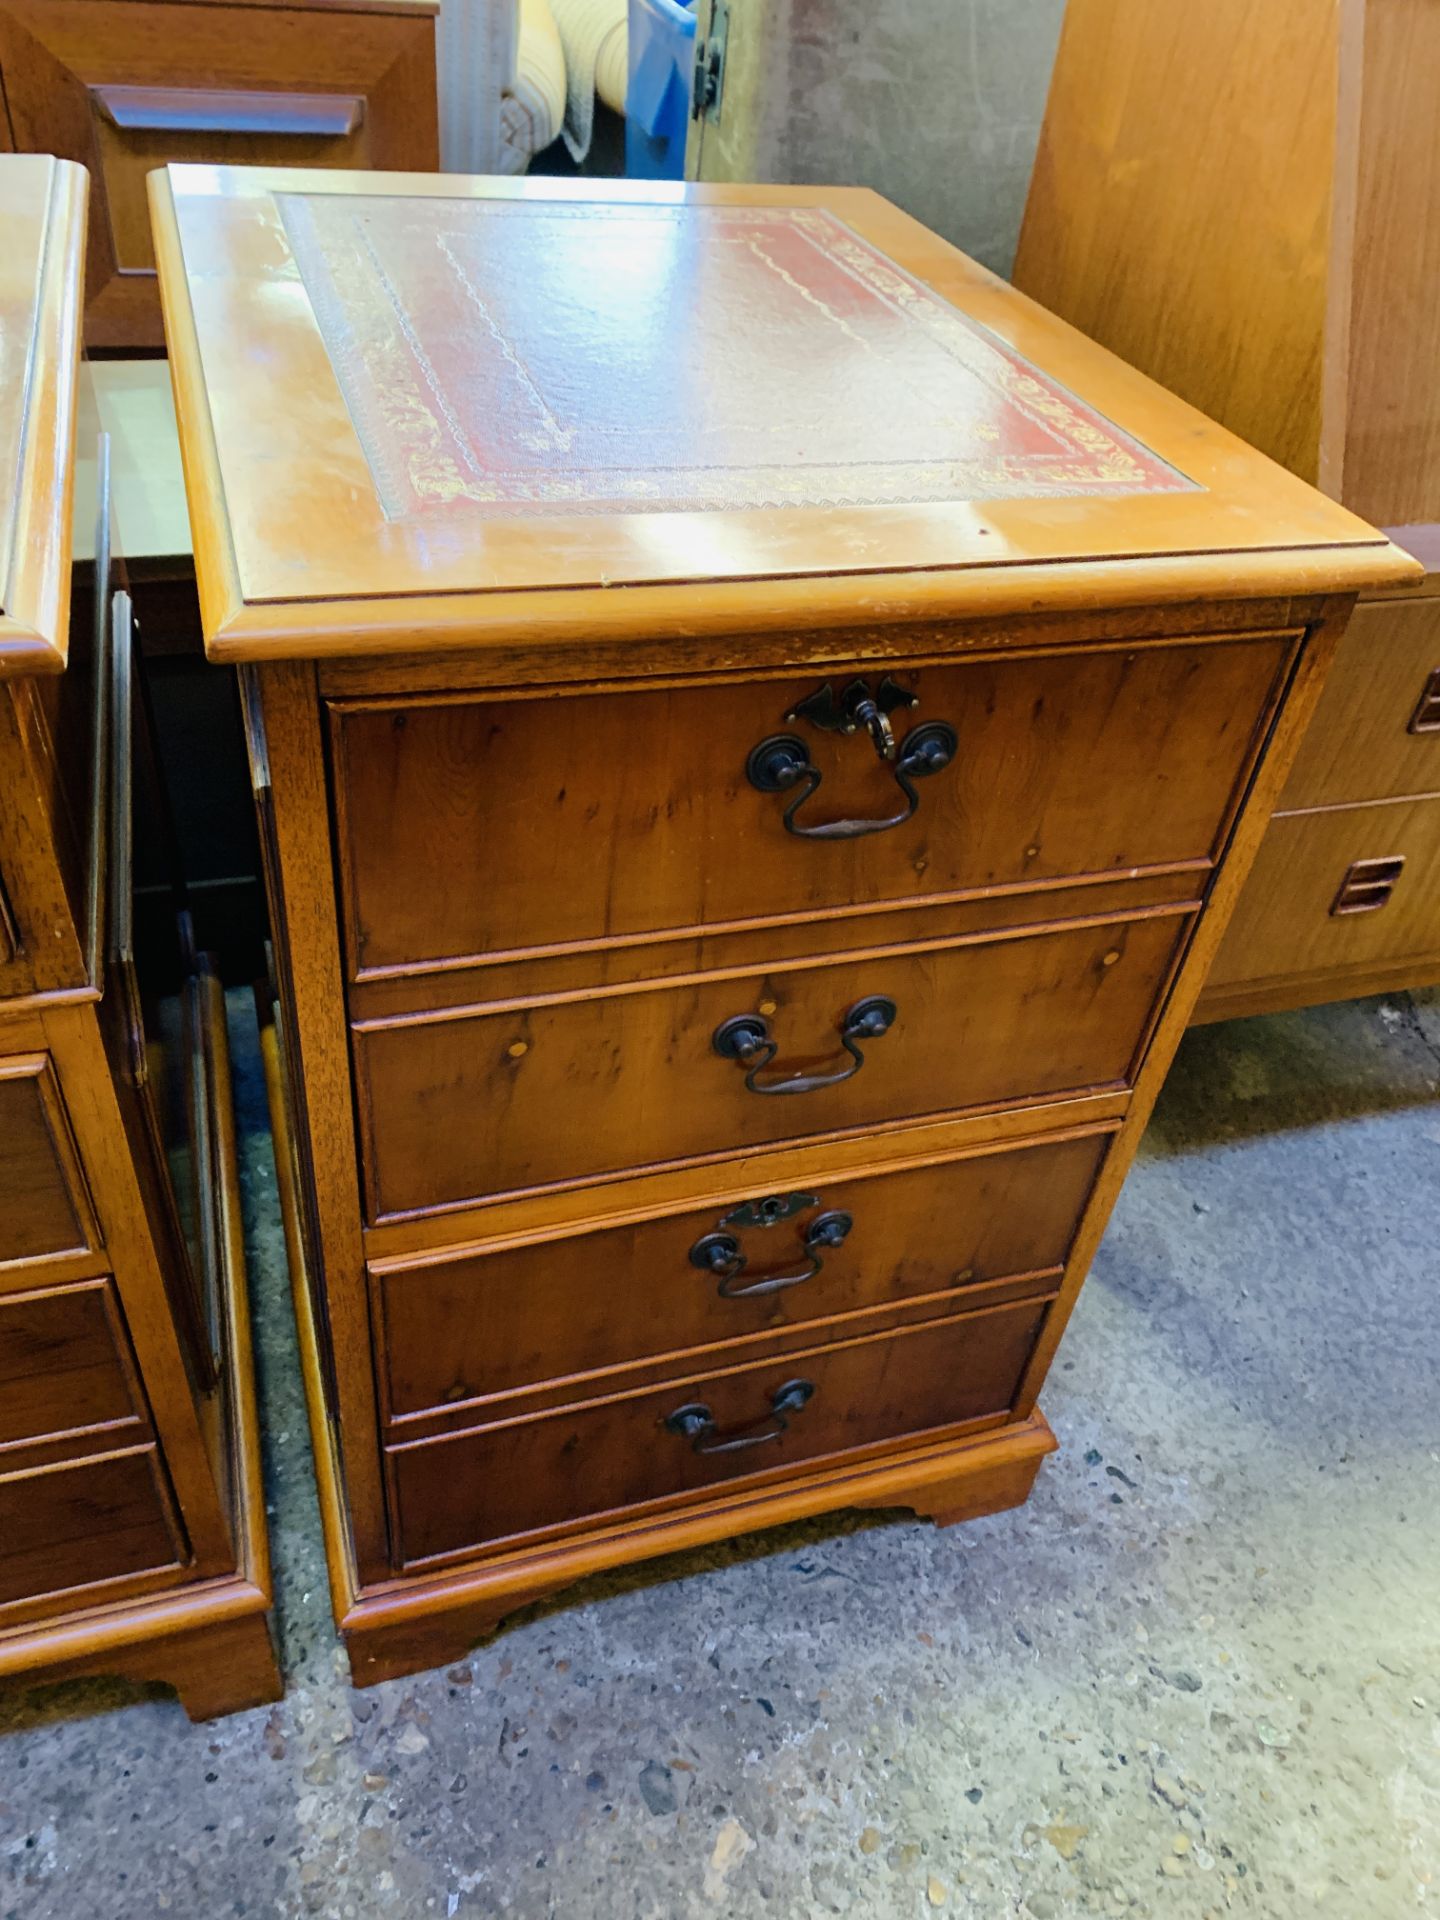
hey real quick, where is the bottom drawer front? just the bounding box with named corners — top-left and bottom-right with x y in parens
top-left (0, 1446), bottom-right (183, 1608)
top-left (0, 1280), bottom-right (146, 1454)
top-left (1207, 796), bottom-right (1440, 990)
top-left (389, 1299), bottom-right (1049, 1567)
top-left (377, 1130), bottom-right (1109, 1420)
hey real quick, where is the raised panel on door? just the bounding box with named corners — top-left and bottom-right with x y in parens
top-left (375, 1127), bottom-right (1112, 1421)
top-left (389, 1297), bottom-right (1051, 1566)
top-left (330, 633), bottom-right (1292, 974)
top-left (1279, 595), bottom-right (1440, 809)
top-left (0, 1053), bottom-right (95, 1268)
top-left (354, 903), bottom-right (1192, 1218)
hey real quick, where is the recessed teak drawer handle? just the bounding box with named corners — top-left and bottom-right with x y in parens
top-left (690, 1194), bottom-right (854, 1298)
top-left (665, 1378), bottom-right (815, 1454)
top-left (713, 995), bottom-right (897, 1094)
top-left (1331, 855), bottom-right (1404, 916)
top-left (747, 675), bottom-right (957, 839)
top-left (1409, 667), bottom-right (1440, 734)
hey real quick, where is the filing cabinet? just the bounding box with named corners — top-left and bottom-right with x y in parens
top-left (149, 165), bottom-right (1414, 1683)
top-left (0, 155), bottom-right (277, 1718)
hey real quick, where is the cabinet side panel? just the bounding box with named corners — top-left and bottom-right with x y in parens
top-left (1341, 0), bottom-right (1440, 525)
top-left (1014, 0), bottom-right (1346, 484)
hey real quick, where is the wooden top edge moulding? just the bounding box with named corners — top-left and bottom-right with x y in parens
top-left (0, 155), bottom-right (89, 678)
top-left (146, 166), bottom-right (1420, 665)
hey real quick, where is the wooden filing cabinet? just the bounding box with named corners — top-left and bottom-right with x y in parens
top-left (149, 164), bottom-right (1415, 1685)
top-left (0, 155), bottom-right (278, 1718)
top-left (0, 0), bottom-right (439, 348)
top-left (1015, 0), bottom-right (1440, 1020)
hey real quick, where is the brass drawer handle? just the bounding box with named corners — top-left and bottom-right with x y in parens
top-left (690, 1206), bottom-right (853, 1298)
top-left (665, 1378), bottom-right (815, 1454)
top-left (747, 676), bottom-right (956, 839)
top-left (713, 995), bottom-right (897, 1095)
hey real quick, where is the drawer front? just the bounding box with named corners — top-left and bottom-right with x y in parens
top-left (389, 1298), bottom-right (1050, 1566)
top-left (0, 1054), bottom-right (94, 1268)
top-left (0, 1446), bottom-right (183, 1609)
top-left (1206, 796), bottom-right (1440, 990)
top-left (330, 634), bottom-right (1290, 974)
top-left (376, 1130), bottom-right (1110, 1422)
top-left (355, 907), bottom-right (1190, 1218)
top-left (0, 1279), bottom-right (146, 1455)
top-left (1280, 597), bottom-right (1440, 809)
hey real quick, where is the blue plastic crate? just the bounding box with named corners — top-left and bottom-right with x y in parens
top-left (627, 0), bottom-right (697, 180)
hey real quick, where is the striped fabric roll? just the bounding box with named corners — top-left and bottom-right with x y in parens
top-left (549, 0), bottom-right (628, 161)
top-left (499, 0), bottom-right (568, 171)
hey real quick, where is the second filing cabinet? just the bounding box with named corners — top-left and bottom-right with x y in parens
top-left (0, 155), bottom-right (276, 1718)
top-left (150, 165), bottom-right (1412, 1684)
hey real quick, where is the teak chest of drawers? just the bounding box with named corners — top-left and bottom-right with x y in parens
top-left (1015, 0), bottom-right (1440, 1019)
top-left (0, 156), bottom-right (277, 1717)
top-left (149, 165), bottom-right (1416, 1686)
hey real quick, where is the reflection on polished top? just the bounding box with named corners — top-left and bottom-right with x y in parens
top-left (277, 193), bottom-right (1190, 519)
top-left (149, 168), bottom-right (1417, 660)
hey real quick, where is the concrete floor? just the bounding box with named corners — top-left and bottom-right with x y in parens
top-left (2, 990), bottom-right (1438, 1919)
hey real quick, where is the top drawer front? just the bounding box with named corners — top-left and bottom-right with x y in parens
top-left (329, 634), bottom-right (1294, 976)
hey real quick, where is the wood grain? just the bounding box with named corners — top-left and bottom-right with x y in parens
top-left (0, 156), bottom-right (86, 675)
top-left (1203, 793), bottom-right (1440, 993)
top-left (1279, 592), bottom-right (1440, 807)
top-left (1014, 0), bottom-right (1355, 488)
top-left (158, 169), bottom-right (1393, 1678)
top-left (354, 906), bottom-right (1192, 1220)
top-left (330, 635), bottom-right (1292, 976)
top-left (0, 0), bottom-right (438, 348)
top-left (0, 1278), bottom-right (145, 1455)
top-left (373, 1130), bottom-right (1110, 1424)
top-left (0, 153), bottom-right (276, 1716)
top-left (1341, 0), bottom-right (1440, 525)
top-left (0, 1444), bottom-right (182, 1610)
top-left (0, 1053), bottom-right (94, 1266)
top-left (1014, 0), bottom-right (1440, 1017)
top-left (388, 1298), bottom-right (1053, 1569)
top-left (146, 166), bottom-right (1413, 667)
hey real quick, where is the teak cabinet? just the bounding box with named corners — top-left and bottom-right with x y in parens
top-left (0, 156), bottom-right (277, 1719)
top-left (149, 164), bottom-right (1414, 1686)
top-left (1015, 0), bottom-right (1440, 1020)
top-left (0, 0), bottom-right (438, 349)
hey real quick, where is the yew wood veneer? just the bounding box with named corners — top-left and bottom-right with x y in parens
top-left (149, 164), bottom-right (1416, 1686)
top-left (0, 155), bottom-right (277, 1718)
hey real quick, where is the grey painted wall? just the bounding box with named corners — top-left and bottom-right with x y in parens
top-left (691, 0), bottom-right (1069, 275)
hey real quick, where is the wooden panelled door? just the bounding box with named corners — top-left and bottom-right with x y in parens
top-left (0, 0), bottom-right (438, 347)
